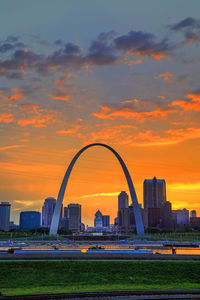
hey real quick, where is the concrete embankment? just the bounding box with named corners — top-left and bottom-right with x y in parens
top-left (0, 252), bottom-right (200, 260)
top-left (1, 289), bottom-right (200, 299)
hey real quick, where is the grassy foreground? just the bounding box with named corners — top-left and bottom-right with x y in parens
top-left (0, 260), bottom-right (200, 296)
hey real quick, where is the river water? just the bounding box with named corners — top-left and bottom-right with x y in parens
top-left (1, 243), bottom-right (199, 255)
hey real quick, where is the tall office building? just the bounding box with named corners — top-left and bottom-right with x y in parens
top-left (20, 211), bottom-right (41, 229)
top-left (68, 204), bottom-right (81, 232)
top-left (118, 204), bottom-right (135, 233)
top-left (161, 201), bottom-right (172, 229)
top-left (117, 192), bottom-right (136, 233)
top-left (102, 215), bottom-right (110, 227)
top-left (143, 177), bottom-right (166, 209)
top-left (0, 202), bottom-right (11, 231)
top-left (118, 191), bottom-right (128, 211)
top-left (64, 206), bottom-right (69, 218)
top-left (42, 197), bottom-right (56, 228)
top-left (143, 177), bottom-right (166, 228)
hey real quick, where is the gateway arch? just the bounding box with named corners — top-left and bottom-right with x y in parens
top-left (50, 143), bottom-right (144, 236)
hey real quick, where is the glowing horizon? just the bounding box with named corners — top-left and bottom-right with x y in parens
top-left (0, 1), bottom-right (200, 226)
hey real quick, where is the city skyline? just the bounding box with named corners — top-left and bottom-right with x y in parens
top-left (0, 1), bottom-right (200, 226)
top-left (2, 175), bottom-right (199, 228)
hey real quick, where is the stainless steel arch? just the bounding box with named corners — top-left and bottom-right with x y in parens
top-left (50, 143), bottom-right (144, 235)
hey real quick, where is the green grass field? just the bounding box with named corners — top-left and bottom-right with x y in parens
top-left (0, 260), bottom-right (200, 296)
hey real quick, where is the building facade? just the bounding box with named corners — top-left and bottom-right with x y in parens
top-left (118, 205), bottom-right (135, 232)
top-left (102, 215), bottom-right (110, 227)
top-left (118, 191), bottom-right (128, 211)
top-left (143, 177), bottom-right (166, 209)
top-left (172, 209), bottom-right (189, 228)
top-left (94, 210), bottom-right (110, 228)
top-left (143, 177), bottom-right (166, 227)
top-left (68, 204), bottom-right (81, 232)
top-left (20, 211), bottom-right (41, 230)
top-left (42, 197), bottom-right (56, 228)
top-left (117, 191), bottom-right (136, 233)
top-left (0, 202), bottom-right (11, 231)
top-left (161, 201), bottom-right (172, 229)
top-left (190, 210), bottom-right (196, 218)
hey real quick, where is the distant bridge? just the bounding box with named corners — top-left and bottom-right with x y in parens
top-left (50, 143), bottom-right (144, 235)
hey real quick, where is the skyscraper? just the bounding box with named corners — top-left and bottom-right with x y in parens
top-left (68, 204), bottom-right (81, 232)
top-left (161, 201), bottom-right (172, 229)
top-left (118, 191), bottom-right (128, 211)
top-left (118, 205), bottom-right (135, 233)
top-left (64, 206), bottom-right (69, 218)
top-left (143, 177), bottom-right (166, 209)
top-left (0, 202), bottom-right (11, 231)
top-left (102, 215), bottom-right (110, 227)
top-left (20, 211), bottom-right (41, 230)
top-left (117, 192), bottom-right (136, 233)
top-left (42, 197), bottom-right (56, 228)
top-left (143, 177), bottom-right (166, 228)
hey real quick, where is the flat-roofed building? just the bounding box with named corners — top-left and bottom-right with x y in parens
top-left (68, 204), bottom-right (81, 232)
top-left (20, 211), bottom-right (41, 230)
top-left (42, 197), bottom-right (56, 228)
top-left (0, 202), bottom-right (11, 231)
top-left (172, 208), bottom-right (189, 228)
top-left (143, 177), bottom-right (166, 209)
top-left (118, 191), bottom-right (128, 211)
top-left (143, 177), bottom-right (166, 227)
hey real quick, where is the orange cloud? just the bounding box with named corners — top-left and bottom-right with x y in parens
top-left (8, 93), bottom-right (24, 100)
top-left (187, 92), bottom-right (200, 102)
top-left (168, 182), bottom-right (200, 192)
top-left (0, 113), bottom-right (13, 123)
top-left (18, 118), bottom-right (47, 127)
top-left (17, 104), bottom-right (56, 128)
top-left (124, 58), bottom-right (142, 66)
top-left (127, 50), bottom-right (165, 60)
top-left (155, 72), bottom-right (174, 82)
top-left (81, 124), bottom-right (138, 145)
top-left (49, 95), bottom-right (70, 101)
top-left (92, 106), bottom-right (176, 122)
top-left (14, 200), bottom-right (34, 207)
top-left (80, 192), bottom-right (120, 199)
top-left (0, 88), bottom-right (24, 101)
top-left (0, 145), bottom-right (24, 151)
top-left (54, 74), bottom-right (72, 87)
top-left (84, 125), bottom-right (200, 147)
top-left (171, 92), bottom-right (200, 111)
top-left (56, 125), bottom-right (82, 135)
top-left (130, 127), bottom-right (200, 147)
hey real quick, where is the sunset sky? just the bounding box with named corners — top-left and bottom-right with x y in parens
top-left (0, 0), bottom-right (200, 226)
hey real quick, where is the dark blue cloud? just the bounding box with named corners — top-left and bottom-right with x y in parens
top-left (0, 43), bottom-right (14, 53)
top-left (170, 17), bottom-right (200, 44)
top-left (5, 35), bottom-right (19, 43)
top-left (0, 35), bottom-right (25, 53)
top-left (0, 49), bottom-right (42, 77)
top-left (171, 17), bottom-right (200, 30)
top-left (0, 42), bottom-right (25, 53)
top-left (0, 21), bottom-right (197, 79)
top-left (54, 39), bottom-right (64, 46)
top-left (86, 32), bottom-right (119, 65)
top-left (114, 30), bottom-right (173, 58)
